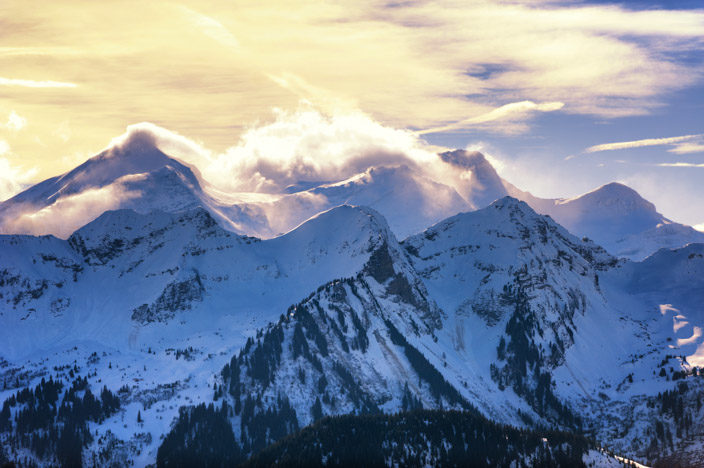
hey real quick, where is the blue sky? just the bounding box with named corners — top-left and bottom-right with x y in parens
top-left (426, 79), bottom-right (704, 225)
top-left (422, 0), bottom-right (704, 226)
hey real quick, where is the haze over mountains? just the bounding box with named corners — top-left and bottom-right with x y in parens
top-left (1, 126), bottom-right (702, 261)
top-left (2, 126), bottom-right (704, 466)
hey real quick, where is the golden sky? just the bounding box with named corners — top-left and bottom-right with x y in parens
top-left (1, 0), bottom-right (703, 201)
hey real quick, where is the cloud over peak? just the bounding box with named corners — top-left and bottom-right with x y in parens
top-left (195, 108), bottom-right (440, 194)
top-left (47, 110), bottom-right (502, 210)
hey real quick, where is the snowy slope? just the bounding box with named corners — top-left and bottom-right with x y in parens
top-left (0, 204), bottom-right (402, 360)
top-left (3, 127), bottom-right (704, 466)
top-left (3, 193), bottom-right (704, 466)
top-left (0, 204), bottom-right (431, 464)
top-left (507, 182), bottom-right (704, 260)
top-left (272, 165), bottom-right (470, 239)
top-left (403, 198), bottom-right (620, 424)
top-left (611, 222), bottom-right (704, 261)
top-left (216, 234), bottom-right (456, 455)
top-left (402, 197), bottom-right (704, 465)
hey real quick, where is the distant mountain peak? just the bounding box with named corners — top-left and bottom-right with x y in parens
top-left (561, 182), bottom-right (657, 213)
top-left (0, 126), bottom-right (218, 238)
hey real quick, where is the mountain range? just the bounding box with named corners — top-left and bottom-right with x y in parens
top-left (1, 128), bottom-right (704, 467)
top-left (2, 129), bottom-right (702, 261)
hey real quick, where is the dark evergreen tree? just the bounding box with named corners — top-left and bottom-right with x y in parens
top-left (156, 403), bottom-right (241, 468)
top-left (311, 397), bottom-right (323, 422)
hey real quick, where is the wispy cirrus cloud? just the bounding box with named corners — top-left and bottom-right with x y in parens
top-left (417, 101), bottom-right (565, 135)
top-left (584, 134), bottom-right (704, 153)
top-left (179, 6), bottom-right (240, 49)
top-left (658, 162), bottom-right (704, 168)
top-left (2, 111), bottom-right (26, 131)
top-left (0, 151), bottom-right (38, 201)
top-left (668, 142), bottom-right (704, 155)
top-left (583, 134), bottom-right (704, 161)
top-left (0, 77), bottom-right (77, 88)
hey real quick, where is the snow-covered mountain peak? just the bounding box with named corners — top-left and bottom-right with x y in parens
top-left (408, 195), bottom-right (612, 265)
top-left (506, 180), bottom-right (704, 260)
top-left (298, 164), bottom-right (469, 239)
top-left (558, 182), bottom-right (655, 207)
top-left (419, 196), bottom-right (561, 243)
top-left (487, 195), bottom-right (533, 215)
top-left (538, 181), bottom-right (674, 255)
top-left (0, 128), bottom-right (237, 238)
top-left (560, 182), bottom-right (658, 215)
top-left (46, 128), bottom-right (198, 201)
top-left (404, 194), bottom-right (614, 330)
top-left (270, 203), bottom-right (426, 295)
top-left (283, 204), bottom-right (392, 244)
top-left (69, 206), bottom-right (220, 244)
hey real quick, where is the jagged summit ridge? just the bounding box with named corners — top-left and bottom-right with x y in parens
top-left (0, 122), bottom-right (701, 260)
top-left (0, 202), bottom-right (410, 355)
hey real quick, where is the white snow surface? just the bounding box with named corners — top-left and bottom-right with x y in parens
top-left (1, 128), bottom-right (704, 466)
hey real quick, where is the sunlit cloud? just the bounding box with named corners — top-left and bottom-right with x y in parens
top-left (0, 0), bottom-right (701, 183)
top-left (179, 6), bottom-right (240, 49)
top-left (189, 107), bottom-right (441, 194)
top-left (584, 134), bottom-right (704, 153)
top-left (0, 77), bottom-right (77, 88)
top-left (695, 223), bottom-right (704, 233)
top-left (668, 142), bottom-right (704, 155)
top-left (0, 155), bottom-right (38, 201)
top-left (2, 182), bottom-right (141, 238)
top-left (658, 162), bottom-right (704, 168)
top-left (100, 111), bottom-right (489, 213)
top-left (417, 101), bottom-right (564, 135)
top-left (3, 111), bottom-right (27, 131)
